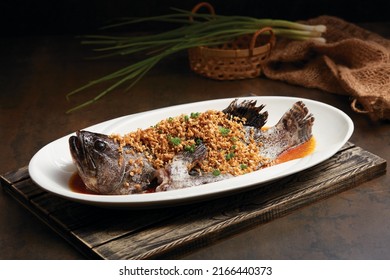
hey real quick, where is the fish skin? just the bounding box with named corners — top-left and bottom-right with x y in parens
top-left (69, 131), bottom-right (156, 195)
top-left (68, 99), bottom-right (314, 195)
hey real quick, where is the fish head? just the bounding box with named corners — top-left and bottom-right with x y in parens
top-left (69, 130), bottom-right (125, 194)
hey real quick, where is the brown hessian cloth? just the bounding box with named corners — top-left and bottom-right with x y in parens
top-left (262, 16), bottom-right (390, 121)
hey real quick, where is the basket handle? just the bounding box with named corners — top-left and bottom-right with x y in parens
top-left (189, 2), bottom-right (215, 22)
top-left (249, 27), bottom-right (276, 56)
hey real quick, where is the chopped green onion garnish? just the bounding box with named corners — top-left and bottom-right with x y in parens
top-left (184, 145), bottom-right (195, 153)
top-left (225, 152), bottom-right (235, 160)
top-left (190, 112), bottom-right (200, 119)
top-left (212, 169), bottom-right (221, 176)
top-left (168, 135), bottom-right (181, 146)
top-left (219, 126), bottom-right (230, 136)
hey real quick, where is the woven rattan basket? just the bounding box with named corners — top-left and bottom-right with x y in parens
top-left (188, 2), bottom-right (276, 80)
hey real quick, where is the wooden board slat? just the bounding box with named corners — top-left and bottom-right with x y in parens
top-left (0, 143), bottom-right (386, 259)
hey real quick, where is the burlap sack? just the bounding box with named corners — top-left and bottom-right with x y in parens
top-left (262, 16), bottom-right (390, 121)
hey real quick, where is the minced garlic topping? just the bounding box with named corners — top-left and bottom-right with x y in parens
top-left (110, 110), bottom-right (269, 176)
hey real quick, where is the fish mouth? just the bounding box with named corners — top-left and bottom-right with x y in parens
top-left (69, 131), bottom-right (96, 173)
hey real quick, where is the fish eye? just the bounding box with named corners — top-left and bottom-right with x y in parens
top-left (94, 140), bottom-right (106, 152)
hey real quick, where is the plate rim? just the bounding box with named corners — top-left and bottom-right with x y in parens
top-left (28, 96), bottom-right (354, 208)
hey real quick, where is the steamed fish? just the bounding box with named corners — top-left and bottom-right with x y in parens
top-left (69, 99), bottom-right (314, 195)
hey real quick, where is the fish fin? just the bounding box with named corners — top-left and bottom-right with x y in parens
top-left (155, 144), bottom-right (208, 192)
top-left (183, 143), bottom-right (207, 167)
top-left (222, 99), bottom-right (268, 128)
top-left (168, 143), bottom-right (207, 173)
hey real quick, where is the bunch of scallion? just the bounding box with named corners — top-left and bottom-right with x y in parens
top-left (66, 7), bottom-right (326, 113)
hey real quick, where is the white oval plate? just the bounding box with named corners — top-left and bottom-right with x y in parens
top-left (29, 96), bottom-right (354, 208)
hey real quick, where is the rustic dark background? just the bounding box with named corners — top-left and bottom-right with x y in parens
top-left (3, 0), bottom-right (389, 36)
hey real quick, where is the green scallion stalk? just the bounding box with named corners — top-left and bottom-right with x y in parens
top-left (66, 7), bottom-right (327, 113)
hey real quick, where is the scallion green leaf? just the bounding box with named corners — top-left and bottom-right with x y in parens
top-left (66, 6), bottom-right (327, 112)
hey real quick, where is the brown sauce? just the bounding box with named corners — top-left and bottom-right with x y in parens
top-left (69, 137), bottom-right (316, 194)
top-left (69, 172), bottom-right (97, 195)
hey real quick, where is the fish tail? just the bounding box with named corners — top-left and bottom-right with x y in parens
top-left (277, 101), bottom-right (314, 143)
top-left (257, 101), bottom-right (314, 160)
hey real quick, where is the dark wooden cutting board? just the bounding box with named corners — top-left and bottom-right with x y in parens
top-left (0, 142), bottom-right (386, 259)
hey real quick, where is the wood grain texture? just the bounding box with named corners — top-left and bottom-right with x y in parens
top-left (0, 142), bottom-right (386, 259)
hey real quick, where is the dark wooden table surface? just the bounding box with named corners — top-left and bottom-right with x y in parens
top-left (1, 22), bottom-right (389, 259)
